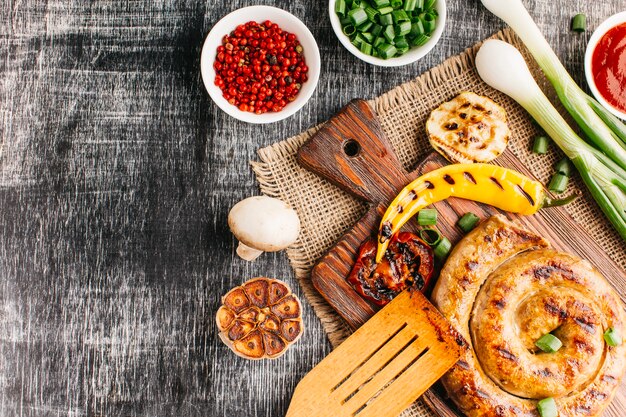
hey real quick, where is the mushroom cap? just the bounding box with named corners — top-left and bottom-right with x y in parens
top-left (228, 196), bottom-right (300, 252)
top-left (215, 277), bottom-right (304, 360)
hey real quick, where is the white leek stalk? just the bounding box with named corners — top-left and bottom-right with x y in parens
top-left (476, 40), bottom-right (626, 240)
top-left (481, 0), bottom-right (626, 170)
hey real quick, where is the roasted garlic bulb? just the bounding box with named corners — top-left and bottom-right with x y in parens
top-left (216, 277), bottom-right (303, 359)
top-left (427, 91), bottom-right (510, 163)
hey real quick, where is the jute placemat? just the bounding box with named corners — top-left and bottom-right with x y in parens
top-left (251, 28), bottom-right (626, 417)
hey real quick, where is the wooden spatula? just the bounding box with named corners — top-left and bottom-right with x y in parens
top-left (285, 290), bottom-right (461, 417)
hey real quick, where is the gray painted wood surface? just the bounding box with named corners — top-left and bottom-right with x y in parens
top-left (0, 0), bottom-right (621, 416)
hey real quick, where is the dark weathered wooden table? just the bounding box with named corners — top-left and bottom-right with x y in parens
top-left (1, 1), bottom-right (620, 416)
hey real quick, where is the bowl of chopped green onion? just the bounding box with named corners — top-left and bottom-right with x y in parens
top-left (329, 0), bottom-right (446, 66)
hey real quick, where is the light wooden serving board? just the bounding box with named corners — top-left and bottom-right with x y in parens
top-left (296, 99), bottom-right (626, 417)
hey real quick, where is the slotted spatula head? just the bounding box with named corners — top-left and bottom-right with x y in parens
top-left (286, 290), bottom-right (461, 417)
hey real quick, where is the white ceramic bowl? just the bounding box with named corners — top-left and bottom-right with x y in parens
top-left (584, 11), bottom-right (626, 120)
top-left (328, 0), bottom-right (446, 67)
top-left (200, 6), bottom-right (321, 124)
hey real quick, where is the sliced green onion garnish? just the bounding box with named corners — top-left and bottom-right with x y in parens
top-left (404, 0), bottom-right (418, 12)
top-left (390, 0), bottom-right (402, 7)
top-left (409, 20), bottom-right (425, 36)
top-left (365, 6), bottom-right (379, 22)
top-left (360, 42), bottom-right (373, 55)
top-left (415, 0), bottom-right (425, 10)
top-left (383, 25), bottom-right (395, 42)
top-left (340, 16), bottom-right (352, 26)
top-left (457, 213), bottom-right (480, 233)
top-left (433, 237), bottom-right (451, 261)
top-left (336, 0), bottom-right (347, 15)
top-left (396, 21), bottom-right (412, 36)
top-left (343, 24), bottom-right (356, 36)
top-left (378, 6), bottom-right (394, 15)
top-left (604, 327), bottom-right (623, 347)
top-left (424, 0), bottom-right (436, 10)
top-left (377, 43), bottom-right (397, 59)
top-left (371, 24), bottom-right (383, 37)
top-left (533, 135), bottom-right (549, 154)
top-left (548, 173), bottom-right (569, 194)
top-left (372, 0), bottom-right (390, 7)
top-left (418, 208), bottom-right (437, 225)
top-left (373, 36), bottom-right (385, 48)
top-left (360, 32), bottom-right (375, 43)
top-left (422, 13), bottom-right (436, 33)
top-left (379, 13), bottom-right (394, 26)
top-left (535, 334), bottom-right (562, 353)
top-left (348, 8), bottom-right (368, 26)
top-left (352, 0), bottom-right (365, 8)
top-left (419, 228), bottom-right (442, 247)
top-left (410, 33), bottom-right (430, 46)
top-left (394, 36), bottom-right (409, 49)
top-left (351, 37), bottom-right (362, 48)
top-left (554, 158), bottom-right (572, 177)
top-left (537, 397), bottom-right (558, 417)
top-left (358, 21), bottom-right (373, 32)
top-left (572, 14), bottom-right (586, 32)
top-left (393, 10), bottom-right (410, 23)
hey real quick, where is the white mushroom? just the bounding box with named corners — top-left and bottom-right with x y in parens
top-left (228, 196), bottom-right (300, 261)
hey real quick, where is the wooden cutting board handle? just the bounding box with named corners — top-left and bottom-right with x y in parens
top-left (297, 99), bottom-right (412, 204)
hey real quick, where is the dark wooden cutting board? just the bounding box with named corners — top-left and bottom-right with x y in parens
top-left (296, 99), bottom-right (626, 417)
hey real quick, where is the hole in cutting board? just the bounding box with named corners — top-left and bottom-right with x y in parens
top-left (343, 139), bottom-right (361, 157)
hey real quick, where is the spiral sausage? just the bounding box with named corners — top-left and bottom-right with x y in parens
top-left (432, 215), bottom-right (626, 417)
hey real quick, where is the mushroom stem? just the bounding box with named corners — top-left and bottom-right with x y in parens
top-left (236, 242), bottom-right (264, 261)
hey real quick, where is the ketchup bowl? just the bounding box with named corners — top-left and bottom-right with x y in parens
top-left (201, 6), bottom-right (321, 124)
top-left (584, 11), bottom-right (626, 120)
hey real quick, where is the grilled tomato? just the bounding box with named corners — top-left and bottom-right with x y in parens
top-left (347, 232), bottom-right (434, 306)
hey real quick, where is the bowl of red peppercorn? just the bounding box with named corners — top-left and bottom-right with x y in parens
top-left (201, 6), bottom-right (320, 123)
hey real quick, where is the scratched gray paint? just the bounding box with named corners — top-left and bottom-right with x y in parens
top-left (0, 0), bottom-right (620, 416)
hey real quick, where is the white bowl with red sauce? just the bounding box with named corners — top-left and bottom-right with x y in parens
top-left (201, 6), bottom-right (321, 124)
top-left (584, 12), bottom-right (626, 120)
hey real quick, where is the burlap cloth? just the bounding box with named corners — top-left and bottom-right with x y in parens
top-left (251, 29), bottom-right (626, 417)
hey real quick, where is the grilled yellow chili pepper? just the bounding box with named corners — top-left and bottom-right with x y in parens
top-left (376, 163), bottom-right (577, 262)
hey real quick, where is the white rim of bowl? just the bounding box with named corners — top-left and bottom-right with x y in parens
top-left (200, 6), bottom-right (321, 124)
top-left (328, 0), bottom-right (447, 67)
top-left (584, 11), bottom-right (626, 121)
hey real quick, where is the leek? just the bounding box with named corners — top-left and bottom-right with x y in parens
top-left (475, 40), bottom-right (626, 241)
top-left (480, 0), bottom-right (626, 171)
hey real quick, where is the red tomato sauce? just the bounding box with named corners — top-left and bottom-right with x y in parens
top-left (591, 22), bottom-right (626, 113)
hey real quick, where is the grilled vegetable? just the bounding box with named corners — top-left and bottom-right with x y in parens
top-left (216, 277), bottom-right (303, 359)
top-left (348, 232), bottom-right (433, 306)
top-left (375, 163), bottom-right (576, 262)
top-left (427, 92), bottom-right (510, 164)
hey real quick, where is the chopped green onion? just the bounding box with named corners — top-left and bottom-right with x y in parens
top-left (604, 327), bottom-right (623, 347)
top-left (358, 21), bottom-right (373, 32)
top-left (533, 135), bottom-right (549, 154)
top-left (351, 37), bottom-right (362, 48)
top-left (393, 10), bottom-right (410, 23)
top-left (409, 20), bottom-right (425, 36)
top-left (372, 0), bottom-right (390, 7)
top-left (424, 0), bottom-right (436, 10)
top-left (422, 13), bottom-right (436, 33)
top-left (394, 36), bottom-right (409, 49)
top-left (340, 16), bottom-right (352, 26)
top-left (336, 0), bottom-right (347, 15)
top-left (396, 46), bottom-right (409, 55)
top-left (383, 25), bottom-right (395, 42)
top-left (343, 24), bottom-right (356, 36)
top-left (352, 0), bottom-right (366, 8)
top-left (457, 213), bottom-right (480, 233)
top-left (554, 158), bottom-right (572, 177)
top-left (373, 36), bottom-right (385, 47)
top-left (410, 33), bottom-right (430, 46)
top-left (378, 6), bottom-right (394, 15)
top-left (360, 42), bottom-right (373, 55)
top-left (571, 14), bottom-right (586, 32)
top-left (418, 208), bottom-right (437, 225)
top-left (537, 397), bottom-right (558, 417)
top-left (535, 334), bottom-right (562, 353)
top-left (377, 43), bottom-right (397, 59)
top-left (433, 237), bottom-right (452, 261)
top-left (395, 21), bottom-right (411, 36)
top-left (548, 173), bottom-right (568, 194)
top-left (360, 31), bottom-right (375, 43)
top-left (371, 24), bottom-right (383, 37)
top-left (419, 228), bottom-right (442, 247)
top-left (365, 6), bottom-right (379, 22)
top-left (390, 0), bottom-right (402, 7)
top-left (379, 13), bottom-right (394, 25)
top-left (404, 0), bottom-right (418, 12)
top-left (348, 8), bottom-right (368, 26)
top-left (414, 0), bottom-right (424, 10)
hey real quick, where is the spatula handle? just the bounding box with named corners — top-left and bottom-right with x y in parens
top-left (297, 99), bottom-right (411, 204)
